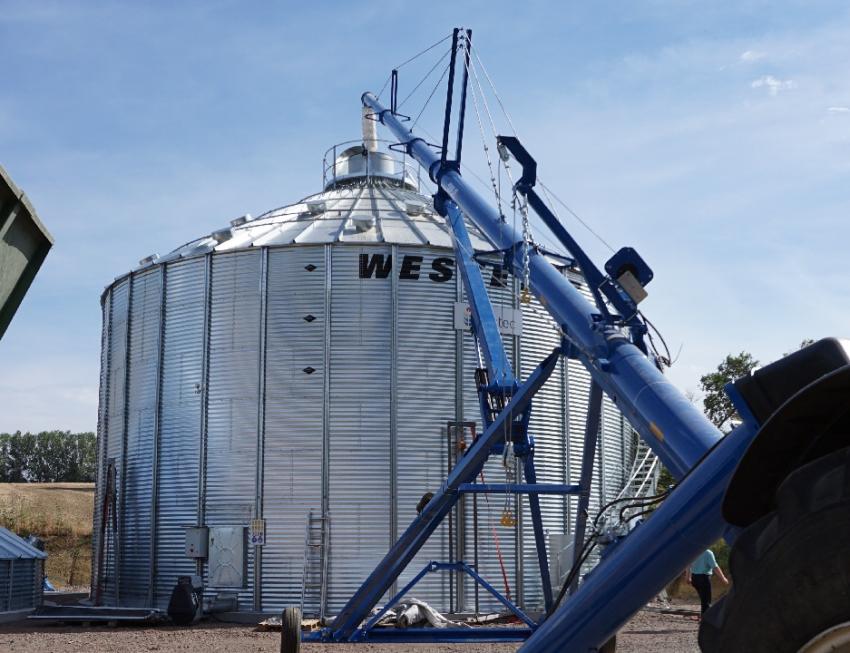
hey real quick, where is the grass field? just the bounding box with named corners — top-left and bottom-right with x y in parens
top-left (0, 483), bottom-right (93, 589)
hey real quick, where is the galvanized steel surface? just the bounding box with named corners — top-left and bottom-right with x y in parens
top-left (94, 176), bottom-right (639, 615)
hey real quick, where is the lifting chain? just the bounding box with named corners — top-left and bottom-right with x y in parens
top-left (513, 189), bottom-right (532, 304)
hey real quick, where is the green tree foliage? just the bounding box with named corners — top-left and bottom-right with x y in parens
top-left (699, 352), bottom-right (759, 431)
top-left (0, 431), bottom-right (96, 482)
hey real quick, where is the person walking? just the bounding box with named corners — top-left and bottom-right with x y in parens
top-left (686, 548), bottom-right (729, 616)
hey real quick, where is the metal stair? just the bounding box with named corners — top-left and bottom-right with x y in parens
top-left (300, 509), bottom-right (330, 621)
top-left (617, 434), bottom-right (661, 523)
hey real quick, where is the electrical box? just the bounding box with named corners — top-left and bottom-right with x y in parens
top-left (185, 526), bottom-right (209, 559)
top-left (208, 526), bottom-right (247, 588)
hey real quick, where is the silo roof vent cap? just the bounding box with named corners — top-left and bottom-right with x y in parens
top-left (211, 228), bottom-right (232, 244)
top-left (230, 214), bottom-right (252, 227)
top-left (406, 202), bottom-right (426, 216)
top-left (138, 254), bottom-right (158, 267)
top-left (306, 201), bottom-right (326, 216)
top-left (352, 216), bottom-right (375, 233)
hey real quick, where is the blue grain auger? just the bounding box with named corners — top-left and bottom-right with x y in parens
top-left (286, 29), bottom-right (850, 653)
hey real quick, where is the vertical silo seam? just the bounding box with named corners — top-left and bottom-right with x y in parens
top-left (92, 289), bottom-right (113, 595)
top-left (197, 253), bottom-right (213, 576)
top-left (117, 272), bottom-right (134, 605)
top-left (562, 351), bottom-right (570, 531)
top-left (253, 247), bottom-right (269, 611)
top-left (321, 243), bottom-right (332, 618)
top-left (322, 245), bottom-right (331, 517)
top-left (147, 264), bottom-right (167, 607)
top-left (389, 243), bottom-right (399, 599)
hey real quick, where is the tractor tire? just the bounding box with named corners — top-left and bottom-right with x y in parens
top-left (280, 606), bottom-right (301, 653)
top-left (699, 446), bottom-right (850, 653)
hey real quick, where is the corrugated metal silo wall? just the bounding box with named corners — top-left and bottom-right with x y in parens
top-left (93, 242), bottom-right (637, 614)
top-left (262, 245), bottom-right (326, 611)
top-left (120, 269), bottom-right (161, 606)
top-left (326, 245), bottom-right (394, 612)
top-left (101, 276), bottom-right (129, 606)
top-left (0, 559), bottom-right (42, 611)
top-left (203, 250), bottom-right (262, 608)
top-left (393, 245), bottom-right (454, 611)
top-left (155, 257), bottom-right (205, 605)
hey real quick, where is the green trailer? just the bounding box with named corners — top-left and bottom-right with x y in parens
top-left (0, 164), bottom-right (52, 340)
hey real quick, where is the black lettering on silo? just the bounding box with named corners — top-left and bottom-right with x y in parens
top-left (429, 257), bottom-right (455, 282)
top-left (359, 253), bottom-right (393, 279)
top-left (399, 255), bottom-right (423, 280)
top-left (490, 265), bottom-right (510, 288)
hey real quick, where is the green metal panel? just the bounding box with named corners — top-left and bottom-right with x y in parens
top-left (0, 164), bottom-right (53, 340)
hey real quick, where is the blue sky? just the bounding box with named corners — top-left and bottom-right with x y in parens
top-left (1, 1), bottom-right (848, 432)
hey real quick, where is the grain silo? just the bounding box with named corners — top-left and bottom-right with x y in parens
top-left (91, 136), bottom-right (645, 618)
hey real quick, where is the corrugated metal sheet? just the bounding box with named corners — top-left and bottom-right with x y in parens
top-left (204, 250), bottom-right (262, 609)
top-left (393, 246), bottom-right (454, 609)
top-left (326, 246), bottom-right (393, 614)
top-left (120, 269), bottom-right (161, 606)
top-left (91, 290), bottom-right (111, 593)
top-left (96, 179), bottom-right (641, 615)
top-left (261, 246), bottom-right (326, 612)
top-left (102, 276), bottom-right (129, 605)
top-left (0, 558), bottom-right (42, 612)
top-left (155, 258), bottom-right (205, 606)
top-left (519, 291), bottom-right (566, 610)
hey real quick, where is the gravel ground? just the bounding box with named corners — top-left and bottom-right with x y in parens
top-left (0, 605), bottom-right (701, 652)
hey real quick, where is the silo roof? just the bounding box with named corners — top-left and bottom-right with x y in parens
top-left (0, 527), bottom-right (47, 560)
top-left (151, 182), bottom-right (498, 267)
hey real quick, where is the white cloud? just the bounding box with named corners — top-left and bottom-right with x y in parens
top-left (751, 75), bottom-right (796, 96)
top-left (740, 50), bottom-right (765, 62)
top-left (827, 106), bottom-right (850, 113)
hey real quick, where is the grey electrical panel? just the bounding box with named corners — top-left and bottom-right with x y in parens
top-left (185, 526), bottom-right (209, 559)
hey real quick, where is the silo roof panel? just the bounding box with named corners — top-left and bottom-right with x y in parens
top-left (156, 183), bottom-right (499, 259)
top-left (0, 527), bottom-right (47, 560)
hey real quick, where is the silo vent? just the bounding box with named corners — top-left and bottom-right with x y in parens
top-left (306, 201), bottom-right (326, 216)
top-left (406, 202), bottom-right (425, 216)
top-left (352, 216), bottom-right (375, 233)
top-left (138, 254), bottom-right (158, 267)
top-left (230, 214), bottom-right (252, 227)
top-left (211, 228), bottom-right (232, 244)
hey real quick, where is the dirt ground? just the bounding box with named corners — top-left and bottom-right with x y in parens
top-left (0, 605), bottom-right (701, 652)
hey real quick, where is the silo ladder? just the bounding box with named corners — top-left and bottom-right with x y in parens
top-left (300, 509), bottom-right (330, 621)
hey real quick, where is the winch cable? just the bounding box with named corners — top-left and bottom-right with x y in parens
top-left (412, 63), bottom-right (451, 130)
top-left (376, 32), bottom-right (454, 101)
top-left (396, 48), bottom-right (452, 111)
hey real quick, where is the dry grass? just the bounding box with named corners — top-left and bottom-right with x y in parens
top-left (0, 483), bottom-right (94, 589)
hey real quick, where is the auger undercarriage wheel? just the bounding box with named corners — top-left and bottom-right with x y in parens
top-left (280, 606), bottom-right (302, 653)
top-left (699, 446), bottom-right (850, 653)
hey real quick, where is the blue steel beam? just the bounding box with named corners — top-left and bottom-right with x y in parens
top-left (445, 199), bottom-right (553, 610)
top-left (445, 200), bottom-right (513, 385)
top-left (329, 348), bottom-right (562, 640)
top-left (569, 381), bottom-right (603, 595)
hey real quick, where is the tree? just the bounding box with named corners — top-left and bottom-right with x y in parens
top-left (699, 352), bottom-right (758, 431)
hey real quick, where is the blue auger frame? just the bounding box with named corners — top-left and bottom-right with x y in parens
top-left (310, 31), bottom-right (766, 652)
top-left (353, 89), bottom-right (763, 652)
